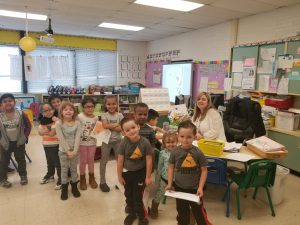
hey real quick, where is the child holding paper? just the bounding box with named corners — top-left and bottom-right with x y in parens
top-left (100, 95), bottom-right (123, 192)
top-left (166, 120), bottom-right (211, 225)
top-left (78, 98), bottom-right (98, 190)
top-left (117, 117), bottom-right (152, 225)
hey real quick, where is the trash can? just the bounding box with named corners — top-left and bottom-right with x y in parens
top-left (258, 165), bottom-right (290, 205)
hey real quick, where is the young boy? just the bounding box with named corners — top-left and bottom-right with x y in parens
top-left (166, 120), bottom-right (211, 225)
top-left (0, 93), bottom-right (31, 188)
top-left (147, 109), bottom-right (165, 135)
top-left (48, 94), bottom-right (62, 121)
top-left (117, 117), bottom-right (152, 225)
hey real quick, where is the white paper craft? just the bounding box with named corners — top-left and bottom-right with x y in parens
top-left (225, 153), bottom-right (255, 162)
top-left (232, 73), bottom-right (242, 87)
top-left (90, 121), bottom-right (111, 146)
top-left (277, 77), bottom-right (289, 95)
top-left (232, 61), bottom-right (243, 72)
top-left (224, 78), bottom-right (232, 91)
top-left (260, 48), bottom-right (276, 61)
top-left (242, 66), bottom-right (256, 90)
top-left (165, 190), bottom-right (201, 204)
top-left (199, 77), bottom-right (208, 92)
top-left (258, 75), bottom-right (270, 92)
top-left (278, 55), bottom-right (293, 69)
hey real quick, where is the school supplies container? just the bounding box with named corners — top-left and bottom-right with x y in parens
top-left (275, 111), bottom-right (300, 131)
top-left (197, 139), bottom-right (225, 157)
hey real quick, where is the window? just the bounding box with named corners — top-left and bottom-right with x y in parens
top-left (76, 50), bottom-right (117, 88)
top-left (26, 47), bottom-right (75, 93)
top-left (0, 46), bottom-right (22, 93)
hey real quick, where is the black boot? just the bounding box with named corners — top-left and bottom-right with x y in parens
top-left (70, 181), bottom-right (81, 198)
top-left (61, 183), bottom-right (69, 200)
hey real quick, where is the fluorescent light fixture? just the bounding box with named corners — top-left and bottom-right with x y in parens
top-left (134, 0), bottom-right (203, 12)
top-left (0, 9), bottom-right (47, 20)
top-left (98, 22), bottom-right (144, 31)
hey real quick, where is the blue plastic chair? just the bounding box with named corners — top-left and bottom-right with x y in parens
top-left (206, 157), bottom-right (230, 217)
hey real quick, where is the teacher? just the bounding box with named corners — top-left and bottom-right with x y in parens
top-left (192, 92), bottom-right (226, 142)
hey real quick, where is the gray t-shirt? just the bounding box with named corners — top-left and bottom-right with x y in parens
top-left (101, 112), bottom-right (123, 142)
top-left (78, 113), bottom-right (98, 146)
top-left (169, 145), bottom-right (208, 189)
top-left (118, 136), bottom-right (152, 171)
top-left (0, 112), bottom-right (20, 141)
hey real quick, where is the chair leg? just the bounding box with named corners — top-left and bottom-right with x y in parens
top-left (265, 187), bottom-right (275, 217)
top-left (10, 157), bottom-right (18, 170)
top-left (253, 187), bottom-right (258, 200)
top-left (226, 185), bottom-right (230, 217)
top-left (236, 188), bottom-right (242, 220)
top-left (25, 152), bottom-right (32, 163)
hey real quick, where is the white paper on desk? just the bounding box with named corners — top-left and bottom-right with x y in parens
top-left (199, 77), bottom-right (208, 92)
top-left (224, 78), bottom-right (232, 91)
top-left (224, 142), bottom-right (243, 151)
top-left (225, 153), bottom-right (255, 162)
top-left (233, 73), bottom-right (242, 87)
top-left (232, 61), bottom-right (243, 72)
top-left (90, 121), bottom-right (111, 146)
top-left (165, 190), bottom-right (201, 204)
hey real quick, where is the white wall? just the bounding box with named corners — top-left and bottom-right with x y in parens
top-left (237, 3), bottom-right (300, 44)
top-left (117, 40), bottom-right (147, 85)
top-left (147, 21), bottom-right (238, 61)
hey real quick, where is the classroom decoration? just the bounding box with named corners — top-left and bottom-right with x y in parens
top-left (119, 55), bottom-right (142, 83)
top-left (147, 49), bottom-right (180, 61)
top-left (139, 88), bottom-right (170, 112)
top-left (168, 104), bottom-right (189, 126)
top-left (19, 10), bottom-right (36, 52)
top-left (193, 60), bottom-right (229, 97)
top-left (145, 61), bottom-right (169, 87)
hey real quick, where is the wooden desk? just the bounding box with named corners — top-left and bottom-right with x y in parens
top-left (218, 146), bottom-right (262, 161)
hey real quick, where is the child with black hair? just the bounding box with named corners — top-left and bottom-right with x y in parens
top-left (166, 120), bottom-right (211, 225)
top-left (48, 94), bottom-right (62, 121)
top-left (147, 109), bottom-right (165, 135)
top-left (0, 93), bottom-right (31, 188)
top-left (38, 103), bottom-right (61, 190)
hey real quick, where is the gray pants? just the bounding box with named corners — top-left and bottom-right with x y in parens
top-left (59, 151), bottom-right (78, 184)
top-left (100, 141), bottom-right (120, 184)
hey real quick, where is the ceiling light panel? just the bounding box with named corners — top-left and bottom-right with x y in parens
top-left (98, 22), bottom-right (144, 31)
top-left (0, 9), bottom-right (47, 20)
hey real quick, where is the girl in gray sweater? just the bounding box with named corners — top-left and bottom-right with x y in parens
top-left (55, 102), bottom-right (81, 200)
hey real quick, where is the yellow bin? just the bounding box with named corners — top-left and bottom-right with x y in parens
top-left (197, 139), bottom-right (225, 157)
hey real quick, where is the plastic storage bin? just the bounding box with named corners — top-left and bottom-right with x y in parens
top-left (197, 139), bottom-right (225, 157)
top-left (258, 165), bottom-right (290, 205)
top-left (275, 111), bottom-right (300, 131)
top-left (265, 96), bottom-right (293, 109)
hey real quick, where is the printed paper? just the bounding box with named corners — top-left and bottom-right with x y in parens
top-left (199, 77), bottom-right (208, 92)
top-left (244, 58), bottom-right (256, 67)
top-left (224, 78), bottom-right (232, 91)
top-left (277, 77), bottom-right (289, 95)
top-left (232, 61), bottom-right (243, 73)
top-left (278, 54), bottom-right (293, 69)
top-left (91, 121), bottom-right (111, 146)
top-left (165, 190), bottom-right (201, 204)
top-left (232, 73), bottom-right (242, 87)
top-left (260, 48), bottom-right (276, 61)
top-left (258, 75), bottom-right (270, 92)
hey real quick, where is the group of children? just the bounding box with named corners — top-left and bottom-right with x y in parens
top-left (0, 92), bottom-right (211, 225)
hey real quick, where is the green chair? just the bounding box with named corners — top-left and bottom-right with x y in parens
top-left (228, 160), bottom-right (276, 220)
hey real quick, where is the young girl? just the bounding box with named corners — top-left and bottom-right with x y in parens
top-left (150, 131), bottom-right (178, 219)
top-left (78, 98), bottom-right (98, 190)
top-left (100, 95), bottom-right (123, 192)
top-left (55, 102), bottom-right (81, 200)
top-left (166, 120), bottom-right (211, 225)
top-left (38, 104), bottom-right (61, 190)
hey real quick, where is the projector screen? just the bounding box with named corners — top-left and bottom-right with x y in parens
top-left (162, 63), bottom-right (193, 102)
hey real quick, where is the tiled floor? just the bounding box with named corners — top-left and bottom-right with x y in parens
top-left (1, 134), bottom-right (300, 225)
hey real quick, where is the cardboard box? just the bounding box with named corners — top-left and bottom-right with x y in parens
top-left (247, 144), bottom-right (288, 160)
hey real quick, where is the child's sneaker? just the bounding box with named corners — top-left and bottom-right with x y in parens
top-left (40, 175), bottom-right (54, 184)
top-left (20, 176), bottom-right (28, 185)
top-left (0, 179), bottom-right (12, 188)
top-left (124, 214), bottom-right (137, 225)
top-left (54, 181), bottom-right (62, 190)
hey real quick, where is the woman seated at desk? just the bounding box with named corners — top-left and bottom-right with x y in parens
top-left (192, 92), bottom-right (226, 142)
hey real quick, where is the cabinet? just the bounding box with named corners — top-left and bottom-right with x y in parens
top-left (268, 128), bottom-right (300, 172)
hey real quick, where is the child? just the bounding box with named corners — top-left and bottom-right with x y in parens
top-left (0, 93), bottom-right (31, 188)
top-left (150, 131), bottom-right (178, 219)
top-left (166, 120), bottom-right (211, 225)
top-left (38, 103), bottom-right (61, 190)
top-left (78, 98), bottom-right (98, 190)
top-left (48, 94), bottom-right (62, 122)
top-left (147, 109), bottom-right (165, 135)
top-left (100, 95), bottom-right (123, 192)
top-left (55, 102), bottom-right (81, 200)
top-left (117, 117), bottom-right (152, 225)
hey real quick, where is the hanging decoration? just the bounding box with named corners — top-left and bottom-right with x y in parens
top-left (19, 8), bottom-right (36, 52)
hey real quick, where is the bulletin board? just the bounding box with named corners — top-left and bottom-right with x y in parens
top-left (145, 61), bottom-right (169, 88)
top-left (287, 40), bottom-right (300, 93)
top-left (193, 60), bottom-right (229, 98)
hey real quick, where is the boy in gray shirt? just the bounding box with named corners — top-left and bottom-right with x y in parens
top-left (166, 120), bottom-right (211, 225)
top-left (117, 118), bottom-right (152, 225)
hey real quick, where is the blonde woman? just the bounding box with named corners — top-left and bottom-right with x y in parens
top-left (192, 92), bottom-right (226, 142)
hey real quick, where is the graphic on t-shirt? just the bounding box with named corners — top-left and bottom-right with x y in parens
top-left (181, 153), bottom-right (196, 168)
top-left (130, 146), bottom-right (143, 159)
top-left (81, 121), bottom-right (95, 142)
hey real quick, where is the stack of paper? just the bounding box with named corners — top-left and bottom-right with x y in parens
top-left (246, 136), bottom-right (284, 152)
top-left (224, 142), bottom-right (243, 153)
top-left (165, 190), bottom-right (201, 204)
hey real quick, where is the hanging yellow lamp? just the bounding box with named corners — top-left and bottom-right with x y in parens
top-left (19, 9), bottom-right (36, 52)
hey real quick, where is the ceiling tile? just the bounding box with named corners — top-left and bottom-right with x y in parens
top-left (255, 0), bottom-right (300, 7)
top-left (211, 0), bottom-right (279, 14)
top-left (192, 5), bottom-right (250, 19)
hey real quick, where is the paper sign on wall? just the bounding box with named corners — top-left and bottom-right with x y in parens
top-left (242, 66), bottom-right (256, 90)
top-left (260, 48), bottom-right (276, 61)
top-left (232, 61), bottom-right (243, 73)
top-left (293, 59), bottom-right (300, 67)
top-left (277, 77), bottom-right (289, 95)
top-left (269, 78), bottom-right (278, 92)
top-left (244, 58), bottom-right (256, 67)
top-left (153, 70), bottom-right (161, 84)
top-left (233, 73), bottom-right (242, 87)
top-left (224, 78), bottom-right (232, 91)
top-left (258, 75), bottom-right (270, 92)
top-left (199, 77), bottom-right (208, 92)
top-left (278, 54), bottom-right (293, 69)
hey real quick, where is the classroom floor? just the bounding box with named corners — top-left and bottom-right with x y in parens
top-left (1, 134), bottom-right (300, 225)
